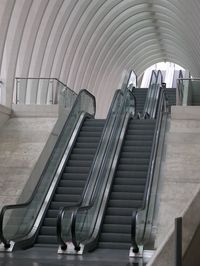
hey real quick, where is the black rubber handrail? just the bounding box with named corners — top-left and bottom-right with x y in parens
top-left (142, 70), bottom-right (157, 118)
top-left (0, 89), bottom-right (95, 249)
top-left (131, 87), bottom-right (168, 253)
top-left (57, 89), bottom-right (137, 251)
top-left (143, 70), bottom-right (163, 119)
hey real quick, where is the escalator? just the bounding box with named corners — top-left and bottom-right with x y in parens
top-left (0, 89), bottom-right (109, 251)
top-left (98, 119), bottom-right (155, 249)
top-left (36, 118), bottom-right (105, 245)
top-left (56, 71), bottom-right (166, 256)
top-left (0, 74), bottom-right (133, 252)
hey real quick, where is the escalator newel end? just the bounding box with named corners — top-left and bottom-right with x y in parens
top-left (61, 244), bottom-right (67, 251)
top-left (4, 243), bottom-right (11, 249)
top-left (75, 245), bottom-right (81, 252)
top-left (132, 246), bottom-right (139, 253)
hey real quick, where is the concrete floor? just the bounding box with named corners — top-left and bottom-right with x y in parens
top-left (0, 247), bottom-right (149, 266)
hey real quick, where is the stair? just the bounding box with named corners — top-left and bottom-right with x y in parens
top-left (98, 119), bottom-right (156, 249)
top-left (132, 88), bottom-right (148, 114)
top-left (35, 118), bottom-right (105, 245)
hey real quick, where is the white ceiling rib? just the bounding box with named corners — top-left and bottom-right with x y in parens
top-left (0, 0), bottom-right (199, 116)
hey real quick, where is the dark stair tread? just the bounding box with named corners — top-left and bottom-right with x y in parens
top-left (98, 242), bottom-right (130, 249)
top-left (99, 233), bottom-right (131, 243)
top-left (110, 192), bottom-right (144, 200)
top-left (102, 224), bottom-right (131, 234)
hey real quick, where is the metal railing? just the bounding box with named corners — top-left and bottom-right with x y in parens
top-left (177, 78), bottom-right (200, 105)
top-left (14, 78), bottom-right (76, 106)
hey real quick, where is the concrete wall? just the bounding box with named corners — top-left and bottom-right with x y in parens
top-left (0, 116), bottom-right (57, 209)
top-left (148, 106), bottom-right (200, 265)
top-left (0, 104), bottom-right (11, 127)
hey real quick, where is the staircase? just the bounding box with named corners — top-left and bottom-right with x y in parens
top-left (36, 118), bottom-right (105, 245)
top-left (98, 119), bottom-right (156, 249)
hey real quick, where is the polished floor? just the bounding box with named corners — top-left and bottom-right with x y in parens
top-left (0, 247), bottom-right (149, 266)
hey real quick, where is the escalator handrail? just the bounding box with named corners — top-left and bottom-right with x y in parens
top-left (0, 89), bottom-right (95, 248)
top-left (177, 70), bottom-right (184, 105)
top-left (143, 70), bottom-right (157, 117)
top-left (57, 90), bottom-right (136, 251)
top-left (131, 88), bottom-right (168, 251)
top-left (56, 89), bottom-right (123, 250)
top-left (152, 70), bottom-right (163, 119)
top-left (143, 70), bottom-right (163, 118)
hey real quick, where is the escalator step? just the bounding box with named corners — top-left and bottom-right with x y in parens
top-left (106, 207), bottom-right (133, 216)
top-left (67, 160), bottom-right (92, 167)
top-left (119, 158), bottom-right (149, 165)
top-left (40, 226), bottom-right (56, 235)
top-left (100, 233), bottom-right (130, 243)
top-left (123, 140), bottom-right (153, 146)
top-left (112, 184), bottom-right (145, 192)
top-left (98, 242), bottom-right (130, 249)
top-left (79, 131), bottom-right (102, 137)
top-left (59, 180), bottom-right (86, 187)
top-left (102, 224), bottom-right (130, 234)
top-left (55, 187), bottom-right (83, 194)
top-left (122, 146), bottom-right (152, 152)
top-left (121, 151), bottom-right (151, 158)
top-left (114, 178), bottom-right (146, 186)
top-left (61, 173), bottom-right (88, 180)
top-left (110, 192), bottom-right (144, 201)
top-left (104, 215), bottom-right (131, 225)
top-left (43, 218), bottom-right (57, 226)
top-left (77, 137), bottom-right (101, 143)
top-left (117, 164), bottom-right (149, 171)
top-left (50, 201), bottom-right (80, 209)
top-left (64, 166), bottom-right (90, 173)
top-left (71, 148), bottom-right (97, 154)
top-left (125, 134), bottom-right (154, 140)
top-left (108, 199), bottom-right (143, 208)
top-left (36, 235), bottom-right (57, 244)
top-left (70, 154), bottom-right (94, 161)
top-left (115, 170), bottom-right (147, 178)
top-left (46, 210), bottom-right (59, 218)
top-left (53, 194), bottom-right (80, 202)
top-left (75, 142), bottom-right (99, 149)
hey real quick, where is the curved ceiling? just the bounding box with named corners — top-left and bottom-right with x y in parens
top-left (0, 0), bottom-right (199, 116)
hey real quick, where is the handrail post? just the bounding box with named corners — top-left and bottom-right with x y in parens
top-left (175, 217), bottom-right (182, 266)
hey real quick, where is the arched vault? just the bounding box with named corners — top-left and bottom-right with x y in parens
top-left (0, 0), bottom-right (199, 116)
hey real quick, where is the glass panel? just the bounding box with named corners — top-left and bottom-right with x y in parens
top-left (135, 90), bottom-right (166, 247)
top-left (177, 78), bottom-right (200, 106)
top-left (143, 71), bottom-right (157, 116)
top-left (143, 71), bottom-right (163, 118)
top-left (1, 90), bottom-right (95, 244)
top-left (128, 70), bottom-right (137, 88)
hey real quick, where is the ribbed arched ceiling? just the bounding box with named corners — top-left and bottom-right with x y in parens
top-left (0, 0), bottom-right (200, 116)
